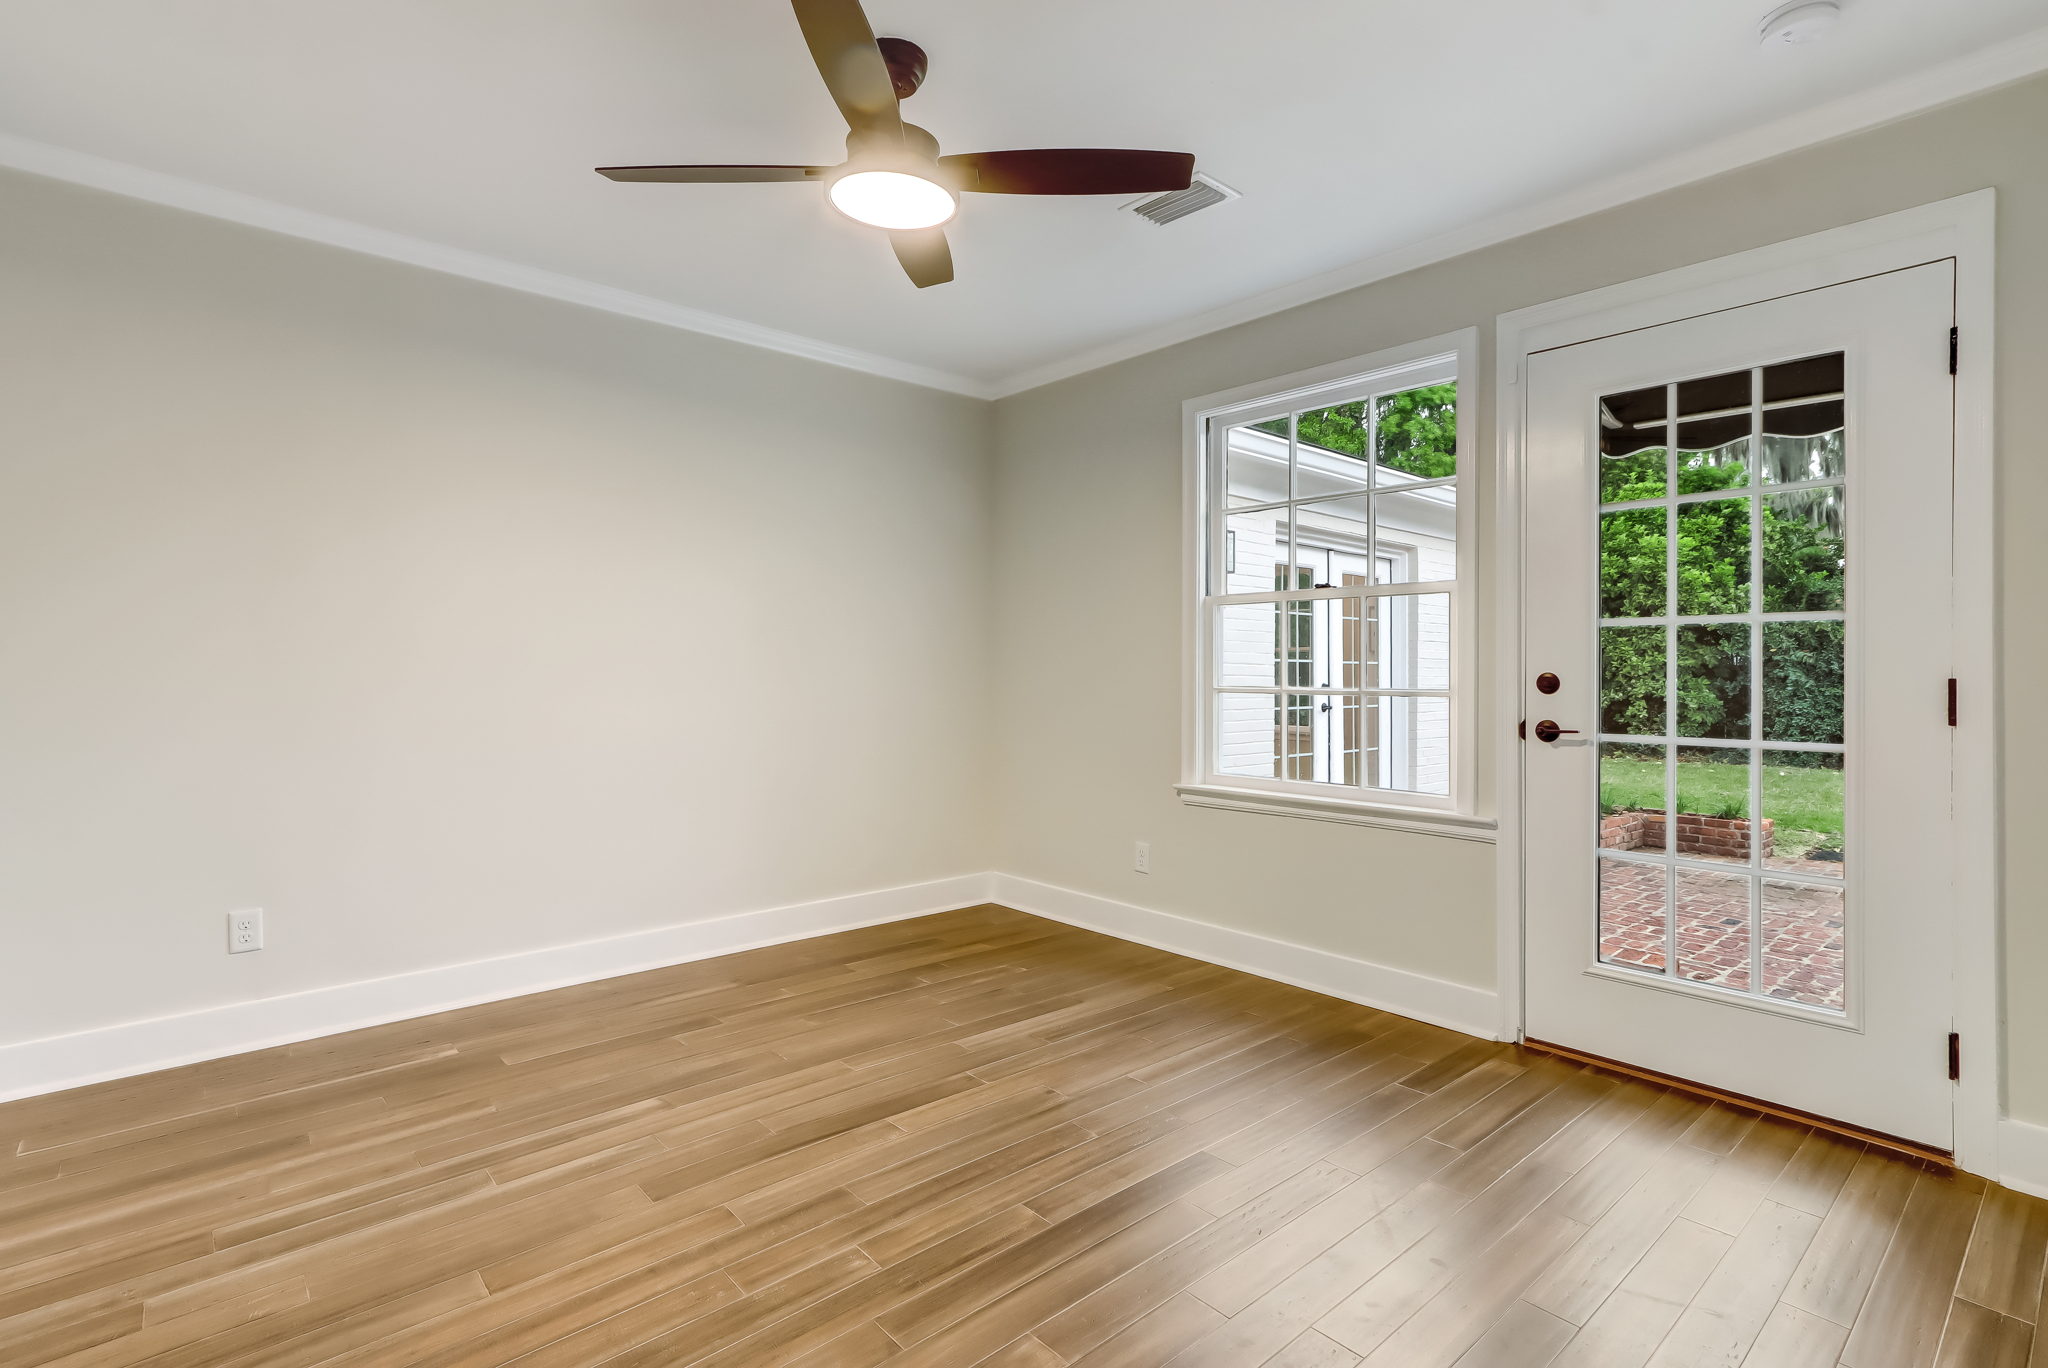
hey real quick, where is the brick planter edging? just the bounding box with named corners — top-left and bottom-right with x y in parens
top-left (1601, 808), bottom-right (1775, 860)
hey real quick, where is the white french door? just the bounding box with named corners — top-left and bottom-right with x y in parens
top-left (1522, 263), bottom-right (1958, 1148)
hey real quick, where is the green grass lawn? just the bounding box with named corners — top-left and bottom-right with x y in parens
top-left (1601, 755), bottom-right (1843, 858)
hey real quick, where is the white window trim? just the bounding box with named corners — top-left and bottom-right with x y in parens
top-left (1180, 328), bottom-right (1491, 837)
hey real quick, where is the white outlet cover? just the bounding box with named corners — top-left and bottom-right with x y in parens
top-left (228, 908), bottom-right (264, 953)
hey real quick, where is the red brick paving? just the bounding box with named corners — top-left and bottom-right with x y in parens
top-left (1598, 857), bottom-right (1844, 1009)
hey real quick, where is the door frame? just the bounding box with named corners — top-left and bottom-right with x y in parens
top-left (1492, 190), bottom-right (1999, 1174)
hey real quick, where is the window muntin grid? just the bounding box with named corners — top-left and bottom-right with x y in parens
top-left (1594, 353), bottom-right (1848, 1012)
top-left (1202, 366), bottom-right (1460, 803)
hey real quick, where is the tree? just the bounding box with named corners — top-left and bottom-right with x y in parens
top-left (1370, 384), bottom-right (1457, 479)
top-left (1597, 445), bottom-right (1844, 752)
top-left (1256, 384), bottom-right (1458, 480)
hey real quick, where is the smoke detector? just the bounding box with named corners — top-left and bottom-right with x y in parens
top-left (1124, 173), bottom-right (1240, 226)
top-left (1760, 1), bottom-right (1841, 45)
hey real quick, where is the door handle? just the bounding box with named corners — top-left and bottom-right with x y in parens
top-left (1533, 720), bottom-right (1581, 743)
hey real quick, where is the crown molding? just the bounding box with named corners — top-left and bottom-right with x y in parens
top-left (4, 25), bottom-right (2043, 406)
top-left (984, 25), bottom-right (2048, 398)
top-left (0, 132), bottom-right (1001, 401)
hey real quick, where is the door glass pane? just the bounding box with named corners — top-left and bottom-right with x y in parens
top-left (1762, 351), bottom-right (1844, 406)
top-left (1373, 484), bottom-right (1457, 584)
top-left (1762, 487), bottom-right (1846, 611)
top-left (1761, 353), bottom-right (1845, 485)
top-left (1761, 880), bottom-right (1846, 1010)
top-left (1761, 420), bottom-right (1845, 484)
top-left (1600, 743), bottom-right (1667, 854)
top-left (1676, 624), bottom-right (1751, 740)
top-left (1601, 508), bottom-right (1667, 618)
top-left (1675, 498), bottom-right (1751, 615)
top-left (1678, 434), bottom-right (1750, 493)
top-left (1373, 382), bottom-right (1459, 481)
top-left (1761, 418), bottom-right (1845, 484)
top-left (1583, 351), bottom-right (1851, 1018)
top-left (1599, 858), bottom-right (1668, 974)
top-left (1601, 626), bottom-right (1665, 736)
top-left (1599, 384), bottom-right (1668, 501)
top-left (1227, 421), bottom-right (1290, 506)
top-left (1675, 746), bottom-right (1753, 866)
top-left (1762, 622), bottom-right (1845, 744)
top-left (1675, 368), bottom-right (1752, 494)
top-left (1675, 867), bottom-right (1753, 991)
top-left (1291, 402), bottom-right (1373, 499)
top-left (1763, 750), bottom-right (1844, 874)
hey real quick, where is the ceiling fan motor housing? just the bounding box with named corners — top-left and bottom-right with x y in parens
top-left (876, 37), bottom-right (928, 98)
top-left (594, 1), bottom-right (1197, 287)
top-left (846, 121), bottom-right (942, 167)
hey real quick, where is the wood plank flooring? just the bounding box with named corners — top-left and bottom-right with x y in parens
top-left (2, 904), bottom-right (2040, 1367)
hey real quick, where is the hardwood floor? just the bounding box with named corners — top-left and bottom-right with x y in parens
top-left (1, 904), bottom-right (2039, 1367)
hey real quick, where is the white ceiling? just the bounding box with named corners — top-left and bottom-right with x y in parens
top-left (3, 1), bottom-right (2045, 395)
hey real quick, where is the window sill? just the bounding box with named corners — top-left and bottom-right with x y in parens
top-left (1174, 784), bottom-right (1498, 842)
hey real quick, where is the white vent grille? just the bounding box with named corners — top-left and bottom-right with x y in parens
top-left (1125, 173), bottom-right (1239, 226)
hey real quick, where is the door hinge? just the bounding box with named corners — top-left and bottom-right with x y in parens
top-left (1948, 678), bottom-right (1959, 727)
top-left (1949, 326), bottom-right (1959, 375)
top-left (1948, 1032), bottom-right (1961, 1082)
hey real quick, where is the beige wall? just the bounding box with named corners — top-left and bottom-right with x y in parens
top-left (0, 169), bottom-right (995, 1048)
top-left (5, 73), bottom-right (2044, 1122)
top-left (991, 76), bottom-right (2048, 1120)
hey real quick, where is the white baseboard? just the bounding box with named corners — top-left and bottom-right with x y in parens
top-left (991, 873), bottom-right (1503, 1041)
top-left (20, 868), bottom-right (2041, 1191)
top-left (0, 873), bottom-right (996, 1104)
top-left (2000, 1116), bottom-right (2048, 1200)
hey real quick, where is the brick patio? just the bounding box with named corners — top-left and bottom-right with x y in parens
top-left (1598, 857), bottom-right (1845, 1009)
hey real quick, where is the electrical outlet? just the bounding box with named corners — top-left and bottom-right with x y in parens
top-left (228, 909), bottom-right (264, 954)
top-left (1134, 841), bottom-right (1151, 874)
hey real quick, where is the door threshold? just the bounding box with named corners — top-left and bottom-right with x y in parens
top-left (1522, 1037), bottom-right (1953, 1168)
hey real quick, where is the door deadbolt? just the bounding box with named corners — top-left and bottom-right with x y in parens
top-left (1536, 672), bottom-right (1561, 695)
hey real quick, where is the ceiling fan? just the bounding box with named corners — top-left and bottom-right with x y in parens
top-left (595, 0), bottom-right (1196, 288)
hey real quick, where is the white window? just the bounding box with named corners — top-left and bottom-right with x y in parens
top-left (1182, 331), bottom-right (1482, 829)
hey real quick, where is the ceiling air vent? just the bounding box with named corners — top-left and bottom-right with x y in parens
top-left (1124, 173), bottom-right (1239, 226)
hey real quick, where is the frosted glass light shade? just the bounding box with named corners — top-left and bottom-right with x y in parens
top-left (828, 170), bottom-right (957, 230)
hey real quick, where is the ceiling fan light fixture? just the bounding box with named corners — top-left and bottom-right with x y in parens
top-left (594, 0), bottom-right (1195, 284)
top-left (827, 168), bottom-right (957, 230)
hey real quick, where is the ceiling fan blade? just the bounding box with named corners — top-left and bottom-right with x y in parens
top-left (789, 0), bottom-right (903, 140)
top-left (597, 164), bottom-right (825, 183)
top-left (937, 149), bottom-right (1195, 196)
top-left (890, 228), bottom-right (953, 288)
